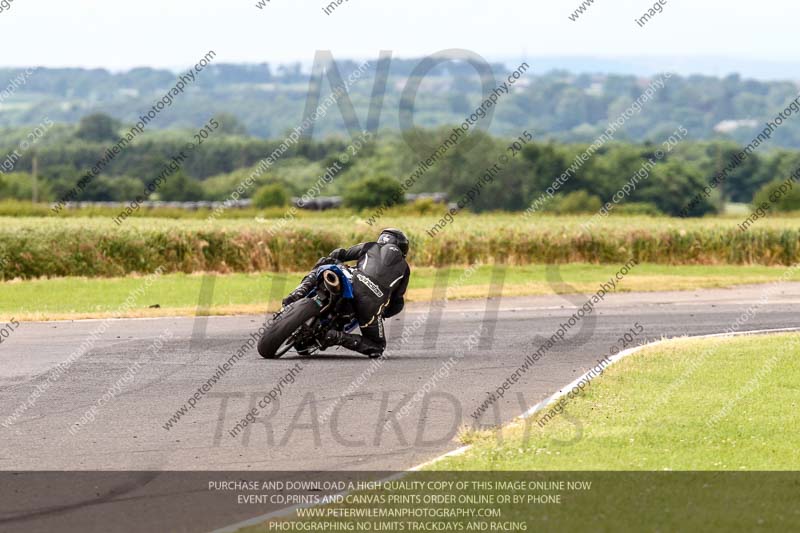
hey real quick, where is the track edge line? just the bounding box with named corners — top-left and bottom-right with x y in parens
top-left (210, 326), bottom-right (800, 533)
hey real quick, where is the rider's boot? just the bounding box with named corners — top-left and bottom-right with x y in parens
top-left (323, 330), bottom-right (384, 358)
top-left (282, 273), bottom-right (317, 307)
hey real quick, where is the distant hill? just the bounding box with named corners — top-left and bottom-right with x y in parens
top-left (1, 60), bottom-right (800, 148)
top-left (499, 56), bottom-right (800, 81)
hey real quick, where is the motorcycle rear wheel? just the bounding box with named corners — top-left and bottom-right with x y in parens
top-left (257, 299), bottom-right (321, 359)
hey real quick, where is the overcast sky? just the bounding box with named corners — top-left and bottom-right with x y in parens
top-left (0, 0), bottom-right (797, 75)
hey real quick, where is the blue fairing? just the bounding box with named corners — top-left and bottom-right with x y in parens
top-left (316, 264), bottom-right (355, 299)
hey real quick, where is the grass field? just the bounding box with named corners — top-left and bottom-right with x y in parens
top-left (3, 263), bottom-right (800, 320)
top-left (236, 333), bottom-right (800, 533)
top-left (1, 213), bottom-right (800, 279)
top-left (434, 333), bottom-right (800, 471)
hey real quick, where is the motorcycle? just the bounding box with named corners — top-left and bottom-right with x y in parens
top-left (257, 264), bottom-right (360, 359)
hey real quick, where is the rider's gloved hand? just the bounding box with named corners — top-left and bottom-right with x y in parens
top-left (314, 256), bottom-right (337, 268)
top-left (329, 248), bottom-right (346, 261)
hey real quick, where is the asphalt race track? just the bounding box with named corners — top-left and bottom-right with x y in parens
top-left (1, 283), bottom-right (798, 532)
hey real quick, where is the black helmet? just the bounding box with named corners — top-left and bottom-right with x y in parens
top-left (378, 228), bottom-right (409, 256)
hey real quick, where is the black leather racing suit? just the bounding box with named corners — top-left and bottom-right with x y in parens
top-left (327, 241), bottom-right (410, 355)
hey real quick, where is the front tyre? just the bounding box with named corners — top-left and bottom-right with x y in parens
top-left (258, 299), bottom-right (321, 359)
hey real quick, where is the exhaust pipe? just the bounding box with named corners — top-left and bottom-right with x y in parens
top-left (322, 270), bottom-right (341, 294)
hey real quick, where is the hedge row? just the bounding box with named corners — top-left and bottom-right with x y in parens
top-left (0, 222), bottom-right (798, 279)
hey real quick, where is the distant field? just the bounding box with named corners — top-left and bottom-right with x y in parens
top-left (0, 213), bottom-right (799, 279)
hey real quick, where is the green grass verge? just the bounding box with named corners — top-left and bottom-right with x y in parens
top-left (236, 333), bottom-right (800, 533)
top-left (433, 333), bottom-right (800, 471)
top-left (3, 263), bottom-right (800, 320)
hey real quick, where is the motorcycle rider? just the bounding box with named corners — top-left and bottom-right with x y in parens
top-left (281, 228), bottom-right (411, 358)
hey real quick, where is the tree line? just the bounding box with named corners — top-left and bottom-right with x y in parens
top-left (2, 115), bottom-right (800, 215)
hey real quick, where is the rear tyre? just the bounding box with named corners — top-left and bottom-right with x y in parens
top-left (258, 299), bottom-right (321, 359)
